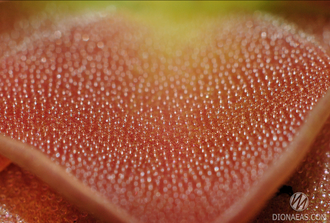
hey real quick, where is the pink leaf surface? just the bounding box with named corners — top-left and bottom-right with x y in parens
top-left (0, 2), bottom-right (330, 223)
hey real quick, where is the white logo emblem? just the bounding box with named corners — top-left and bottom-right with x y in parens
top-left (290, 192), bottom-right (309, 211)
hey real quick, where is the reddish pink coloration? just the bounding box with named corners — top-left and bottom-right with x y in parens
top-left (251, 12), bottom-right (330, 222)
top-left (255, 115), bottom-right (330, 221)
top-left (0, 164), bottom-right (99, 222)
top-left (0, 155), bottom-right (10, 172)
top-left (0, 7), bottom-right (330, 223)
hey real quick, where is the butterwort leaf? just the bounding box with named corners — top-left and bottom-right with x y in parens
top-left (253, 3), bottom-right (330, 222)
top-left (255, 115), bottom-right (330, 222)
top-left (0, 2), bottom-right (330, 223)
top-left (0, 164), bottom-right (100, 222)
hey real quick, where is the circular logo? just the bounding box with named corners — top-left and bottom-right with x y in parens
top-left (290, 192), bottom-right (309, 211)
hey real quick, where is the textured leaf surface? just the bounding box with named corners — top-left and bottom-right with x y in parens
top-left (255, 116), bottom-right (330, 222)
top-left (0, 164), bottom-right (99, 222)
top-left (0, 2), bottom-right (330, 223)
